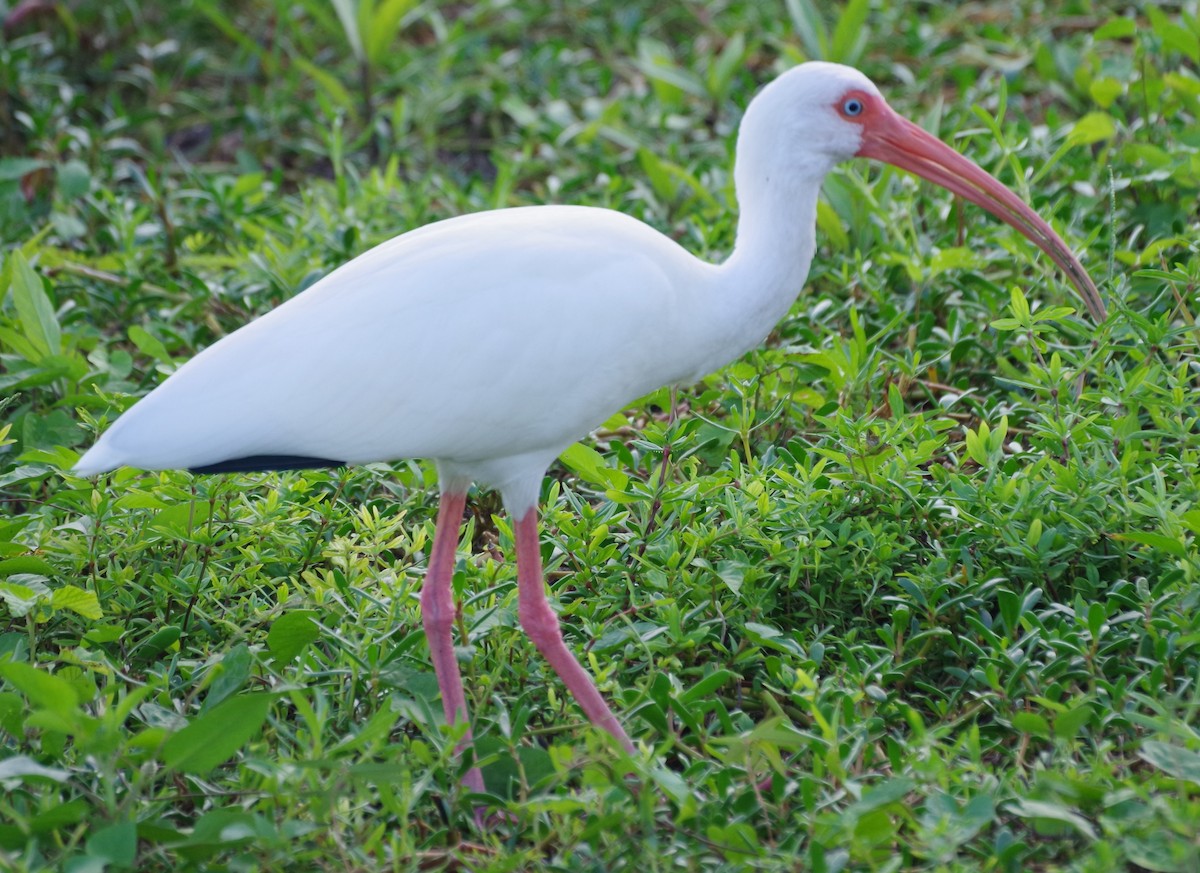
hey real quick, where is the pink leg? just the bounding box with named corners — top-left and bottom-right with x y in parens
top-left (513, 508), bottom-right (634, 752)
top-left (420, 490), bottom-right (484, 792)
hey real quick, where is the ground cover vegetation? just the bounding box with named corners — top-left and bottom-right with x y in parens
top-left (0, 0), bottom-right (1198, 870)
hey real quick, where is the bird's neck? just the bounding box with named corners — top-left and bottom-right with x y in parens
top-left (705, 169), bottom-right (825, 358)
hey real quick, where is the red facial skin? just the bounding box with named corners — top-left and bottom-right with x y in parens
top-left (835, 89), bottom-right (1105, 323)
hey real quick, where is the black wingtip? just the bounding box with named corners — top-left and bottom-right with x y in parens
top-left (189, 455), bottom-right (347, 474)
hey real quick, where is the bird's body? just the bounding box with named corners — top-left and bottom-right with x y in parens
top-left (75, 204), bottom-right (810, 508)
top-left (74, 63), bottom-right (1105, 794)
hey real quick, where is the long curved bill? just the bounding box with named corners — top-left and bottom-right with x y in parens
top-left (858, 107), bottom-right (1107, 323)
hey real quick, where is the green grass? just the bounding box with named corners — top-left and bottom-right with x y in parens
top-left (2, 0), bottom-right (1200, 870)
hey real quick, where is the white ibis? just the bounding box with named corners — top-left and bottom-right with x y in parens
top-left (74, 62), bottom-right (1106, 792)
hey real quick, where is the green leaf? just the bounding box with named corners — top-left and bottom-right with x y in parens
top-left (329, 0), bottom-right (364, 60)
top-left (1088, 77), bottom-right (1124, 109)
top-left (815, 199), bottom-right (849, 251)
top-left (679, 669), bottom-right (736, 705)
top-left (150, 502), bottom-right (211, 536)
top-left (784, 0), bottom-right (828, 59)
top-left (0, 556), bottom-right (55, 577)
top-left (1006, 798), bottom-right (1097, 839)
top-left (829, 0), bottom-right (869, 64)
top-left (559, 442), bottom-right (629, 490)
top-left (0, 157), bottom-right (49, 182)
top-left (127, 325), bottom-right (172, 364)
top-left (191, 0), bottom-right (275, 71)
top-left (132, 625), bottom-right (181, 662)
top-left (0, 661), bottom-right (79, 716)
top-left (267, 611), bottom-right (320, 664)
top-left (1054, 702), bottom-right (1094, 739)
top-left (1148, 5), bottom-right (1200, 61)
top-left (0, 324), bottom-right (43, 362)
top-left (29, 798), bottom-right (89, 833)
top-left (365, 0), bottom-right (418, 64)
top-left (161, 693), bottom-right (272, 774)
top-left (1094, 17), bottom-right (1136, 40)
top-left (83, 624), bottom-right (125, 644)
top-left (8, 252), bottom-right (61, 361)
top-left (50, 585), bottom-right (103, 620)
top-left (1032, 305), bottom-right (1077, 323)
top-left (1138, 740), bottom-right (1200, 785)
top-left (1067, 112), bottom-right (1116, 147)
top-left (1009, 286), bottom-right (1031, 322)
top-left (706, 31), bottom-right (746, 99)
top-left (1012, 712), bottom-right (1050, 738)
top-left (204, 644), bottom-right (252, 710)
top-left (0, 581), bottom-right (41, 617)
top-left (290, 54), bottom-right (356, 114)
top-left (0, 754), bottom-right (70, 783)
top-left (56, 160), bottom-right (91, 199)
top-left (856, 777), bottom-right (916, 811)
top-left (22, 408), bottom-right (84, 452)
top-left (1113, 531), bottom-right (1187, 559)
top-left (86, 821), bottom-right (137, 868)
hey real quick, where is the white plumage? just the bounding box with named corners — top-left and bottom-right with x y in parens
top-left (74, 63), bottom-right (1103, 785)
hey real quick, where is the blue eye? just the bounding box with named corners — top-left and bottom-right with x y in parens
top-left (842, 97), bottom-right (864, 116)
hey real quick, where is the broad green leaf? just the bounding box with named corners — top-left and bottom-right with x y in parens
top-left (84, 624), bottom-right (125, 644)
top-left (8, 252), bottom-right (60, 361)
top-left (0, 581), bottom-right (40, 617)
top-left (854, 777), bottom-right (916, 812)
top-left (1067, 112), bottom-right (1116, 147)
top-left (559, 442), bottom-right (628, 490)
top-left (56, 160), bottom-right (91, 199)
top-left (50, 585), bottom-right (102, 620)
top-left (1013, 712), bottom-right (1051, 738)
top-left (86, 821), bottom-right (137, 867)
top-left (1088, 77), bottom-right (1124, 109)
top-left (0, 556), bottom-right (55, 577)
top-left (1094, 17), bottom-right (1136, 40)
top-left (161, 693), bottom-right (272, 774)
top-left (1138, 740), bottom-right (1200, 785)
top-left (0, 661), bottom-right (79, 715)
top-left (679, 669), bottom-right (736, 705)
top-left (0, 324), bottom-right (43, 361)
top-left (203, 644), bottom-right (252, 710)
top-left (267, 610), bottom-right (320, 664)
top-left (29, 798), bottom-right (89, 833)
top-left (133, 625), bottom-right (181, 662)
top-left (150, 502), bottom-right (211, 536)
top-left (128, 325), bottom-right (171, 364)
top-left (0, 157), bottom-right (49, 181)
top-left (1054, 703), bottom-right (1094, 739)
top-left (1148, 5), bottom-right (1200, 62)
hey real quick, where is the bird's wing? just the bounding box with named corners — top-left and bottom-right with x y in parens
top-left (79, 206), bottom-right (713, 474)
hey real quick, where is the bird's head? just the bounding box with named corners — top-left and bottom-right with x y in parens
top-left (737, 62), bottom-right (1106, 323)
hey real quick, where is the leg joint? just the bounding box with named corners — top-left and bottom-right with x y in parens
top-left (519, 597), bottom-right (562, 651)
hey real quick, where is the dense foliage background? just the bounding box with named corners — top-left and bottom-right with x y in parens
top-left (1, 1), bottom-right (1199, 870)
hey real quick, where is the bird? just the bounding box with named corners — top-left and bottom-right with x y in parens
top-left (73, 62), bottom-right (1106, 793)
